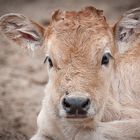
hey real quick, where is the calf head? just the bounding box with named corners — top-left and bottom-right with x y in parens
top-left (0, 6), bottom-right (139, 127)
top-left (45, 7), bottom-right (115, 123)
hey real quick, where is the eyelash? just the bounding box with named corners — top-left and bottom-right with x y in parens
top-left (44, 56), bottom-right (53, 68)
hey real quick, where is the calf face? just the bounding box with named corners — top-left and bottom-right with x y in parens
top-left (43, 7), bottom-right (115, 123)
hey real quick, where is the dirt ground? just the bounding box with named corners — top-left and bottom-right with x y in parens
top-left (0, 0), bottom-right (139, 140)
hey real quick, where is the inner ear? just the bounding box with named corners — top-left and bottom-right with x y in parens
top-left (117, 26), bottom-right (134, 42)
top-left (18, 30), bottom-right (41, 41)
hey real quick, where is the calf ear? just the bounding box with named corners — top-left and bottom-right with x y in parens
top-left (114, 7), bottom-right (140, 54)
top-left (0, 13), bottom-right (45, 50)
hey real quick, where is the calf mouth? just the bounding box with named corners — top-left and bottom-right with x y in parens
top-left (66, 114), bottom-right (88, 119)
top-left (64, 114), bottom-right (94, 124)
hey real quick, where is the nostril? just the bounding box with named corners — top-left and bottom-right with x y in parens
top-left (81, 98), bottom-right (90, 110)
top-left (62, 98), bottom-right (71, 111)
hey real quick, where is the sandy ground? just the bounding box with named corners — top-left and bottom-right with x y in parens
top-left (0, 0), bottom-right (139, 139)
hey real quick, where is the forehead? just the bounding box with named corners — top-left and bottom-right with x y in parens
top-left (45, 7), bottom-right (113, 64)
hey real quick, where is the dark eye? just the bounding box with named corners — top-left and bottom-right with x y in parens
top-left (101, 53), bottom-right (112, 65)
top-left (44, 56), bottom-right (53, 68)
top-left (48, 57), bottom-right (53, 68)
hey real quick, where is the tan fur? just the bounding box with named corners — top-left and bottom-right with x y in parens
top-left (0, 6), bottom-right (140, 140)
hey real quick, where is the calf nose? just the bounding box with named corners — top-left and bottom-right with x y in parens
top-left (62, 97), bottom-right (90, 116)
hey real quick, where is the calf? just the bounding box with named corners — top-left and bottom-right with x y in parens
top-left (0, 6), bottom-right (140, 140)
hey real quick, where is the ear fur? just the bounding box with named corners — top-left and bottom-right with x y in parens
top-left (114, 7), bottom-right (140, 53)
top-left (0, 13), bottom-right (45, 50)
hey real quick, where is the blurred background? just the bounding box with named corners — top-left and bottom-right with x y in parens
top-left (0, 0), bottom-right (139, 140)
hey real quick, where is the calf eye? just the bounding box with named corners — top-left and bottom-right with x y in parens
top-left (48, 57), bottom-right (53, 68)
top-left (44, 56), bottom-right (53, 68)
top-left (101, 53), bottom-right (112, 65)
